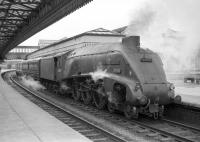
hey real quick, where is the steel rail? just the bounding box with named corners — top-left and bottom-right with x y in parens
top-left (163, 118), bottom-right (200, 133)
top-left (8, 75), bottom-right (127, 142)
top-left (129, 119), bottom-right (196, 142)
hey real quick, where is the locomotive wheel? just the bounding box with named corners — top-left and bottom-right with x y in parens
top-left (93, 91), bottom-right (107, 109)
top-left (124, 104), bottom-right (134, 119)
top-left (81, 91), bottom-right (92, 105)
top-left (73, 89), bottom-right (81, 101)
top-left (107, 102), bottom-right (115, 113)
top-left (124, 105), bottom-right (138, 119)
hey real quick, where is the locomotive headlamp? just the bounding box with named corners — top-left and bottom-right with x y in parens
top-left (174, 95), bottom-right (182, 103)
top-left (169, 83), bottom-right (175, 90)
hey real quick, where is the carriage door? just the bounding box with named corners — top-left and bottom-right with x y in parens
top-left (55, 56), bottom-right (62, 81)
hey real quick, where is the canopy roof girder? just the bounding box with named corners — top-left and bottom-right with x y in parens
top-left (0, 0), bottom-right (93, 59)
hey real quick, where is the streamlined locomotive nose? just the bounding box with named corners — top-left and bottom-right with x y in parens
top-left (142, 83), bottom-right (171, 105)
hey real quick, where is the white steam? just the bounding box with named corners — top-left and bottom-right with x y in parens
top-left (21, 75), bottom-right (45, 91)
top-left (89, 63), bottom-right (109, 82)
top-left (89, 69), bottom-right (108, 82)
top-left (126, 0), bottom-right (200, 74)
top-left (89, 65), bottom-right (115, 104)
top-left (60, 82), bottom-right (70, 91)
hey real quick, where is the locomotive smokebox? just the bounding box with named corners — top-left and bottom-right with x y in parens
top-left (122, 36), bottom-right (140, 51)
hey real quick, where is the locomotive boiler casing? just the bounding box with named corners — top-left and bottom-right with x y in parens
top-left (60, 36), bottom-right (176, 108)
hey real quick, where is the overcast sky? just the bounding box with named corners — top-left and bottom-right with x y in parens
top-left (20, 0), bottom-right (200, 46)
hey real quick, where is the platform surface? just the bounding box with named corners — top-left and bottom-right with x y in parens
top-left (0, 70), bottom-right (91, 142)
top-left (170, 79), bottom-right (200, 107)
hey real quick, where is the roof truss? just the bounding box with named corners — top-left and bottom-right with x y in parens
top-left (0, 0), bottom-right (41, 51)
top-left (0, 0), bottom-right (93, 60)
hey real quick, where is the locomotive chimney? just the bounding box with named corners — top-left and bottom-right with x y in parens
top-left (122, 36), bottom-right (140, 51)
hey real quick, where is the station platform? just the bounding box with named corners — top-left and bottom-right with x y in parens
top-left (0, 70), bottom-right (91, 142)
top-left (176, 86), bottom-right (200, 107)
top-left (170, 79), bottom-right (200, 107)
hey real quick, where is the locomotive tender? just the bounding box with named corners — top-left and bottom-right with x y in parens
top-left (16, 36), bottom-right (181, 119)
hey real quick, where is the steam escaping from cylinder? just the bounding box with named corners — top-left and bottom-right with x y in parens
top-left (107, 92), bottom-right (113, 103)
top-left (89, 63), bottom-right (109, 82)
top-left (60, 82), bottom-right (70, 91)
top-left (20, 75), bottom-right (45, 90)
top-left (126, 0), bottom-right (200, 75)
top-left (59, 82), bottom-right (71, 95)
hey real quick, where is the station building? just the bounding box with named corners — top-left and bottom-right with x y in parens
top-left (26, 28), bottom-right (125, 59)
top-left (38, 39), bottom-right (58, 49)
top-left (5, 46), bottom-right (39, 60)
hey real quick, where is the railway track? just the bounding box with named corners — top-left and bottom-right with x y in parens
top-left (66, 99), bottom-right (200, 142)
top-left (3, 72), bottom-right (128, 142)
top-left (165, 103), bottom-right (200, 129)
top-left (3, 71), bottom-right (200, 142)
top-left (132, 118), bottom-right (200, 142)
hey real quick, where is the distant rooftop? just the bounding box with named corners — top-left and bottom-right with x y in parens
top-left (85, 28), bottom-right (122, 36)
top-left (6, 46), bottom-right (39, 60)
top-left (9, 46), bottom-right (39, 53)
top-left (38, 40), bottom-right (58, 44)
top-left (27, 28), bottom-right (125, 59)
top-left (32, 28), bottom-right (124, 52)
top-left (38, 40), bottom-right (58, 49)
top-left (112, 26), bottom-right (127, 34)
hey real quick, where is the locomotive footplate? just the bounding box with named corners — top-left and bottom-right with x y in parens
top-left (149, 104), bottom-right (159, 113)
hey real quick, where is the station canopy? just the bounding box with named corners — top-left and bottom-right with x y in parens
top-left (0, 0), bottom-right (41, 50)
top-left (0, 0), bottom-right (93, 60)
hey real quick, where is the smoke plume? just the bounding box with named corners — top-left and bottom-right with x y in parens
top-left (126, 0), bottom-right (200, 74)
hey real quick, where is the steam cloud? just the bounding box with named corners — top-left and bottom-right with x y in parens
top-left (89, 63), bottom-right (109, 82)
top-left (126, 0), bottom-right (200, 74)
top-left (60, 82), bottom-right (70, 91)
top-left (89, 65), bottom-right (115, 104)
top-left (21, 75), bottom-right (45, 91)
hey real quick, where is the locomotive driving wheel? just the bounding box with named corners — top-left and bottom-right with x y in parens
top-left (93, 87), bottom-right (107, 109)
top-left (107, 102), bottom-right (115, 113)
top-left (72, 87), bottom-right (81, 101)
top-left (124, 104), bottom-right (138, 119)
top-left (81, 91), bottom-right (92, 105)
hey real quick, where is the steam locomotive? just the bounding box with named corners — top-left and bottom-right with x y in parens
top-left (16, 36), bottom-right (181, 119)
